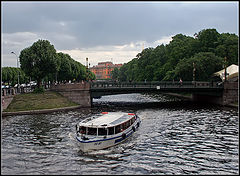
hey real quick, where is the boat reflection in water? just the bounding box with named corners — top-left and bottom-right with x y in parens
top-left (75, 112), bottom-right (141, 152)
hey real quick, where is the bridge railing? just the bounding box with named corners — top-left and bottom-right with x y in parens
top-left (2, 85), bottom-right (37, 97)
top-left (90, 81), bottom-right (223, 89)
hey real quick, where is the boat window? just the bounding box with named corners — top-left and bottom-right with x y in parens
top-left (126, 120), bottom-right (131, 129)
top-left (125, 120), bottom-right (130, 129)
top-left (131, 117), bottom-right (135, 124)
top-left (122, 120), bottom-right (131, 130)
top-left (80, 126), bottom-right (87, 134)
top-left (115, 125), bottom-right (121, 134)
top-left (122, 122), bottom-right (127, 130)
top-left (98, 128), bottom-right (107, 136)
top-left (108, 127), bottom-right (114, 135)
top-left (88, 128), bottom-right (97, 135)
top-left (120, 124), bottom-right (124, 131)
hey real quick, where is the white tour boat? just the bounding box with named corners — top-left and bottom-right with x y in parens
top-left (75, 112), bottom-right (141, 152)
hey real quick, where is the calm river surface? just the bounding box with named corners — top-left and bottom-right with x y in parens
top-left (1, 93), bottom-right (239, 175)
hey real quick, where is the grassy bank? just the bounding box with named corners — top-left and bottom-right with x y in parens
top-left (4, 91), bottom-right (78, 112)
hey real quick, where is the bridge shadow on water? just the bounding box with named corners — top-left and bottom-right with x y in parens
top-left (92, 99), bottom-right (227, 112)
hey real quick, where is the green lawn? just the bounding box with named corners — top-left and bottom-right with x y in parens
top-left (4, 91), bottom-right (78, 112)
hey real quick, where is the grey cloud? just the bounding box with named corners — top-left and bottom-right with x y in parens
top-left (2, 1), bottom-right (238, 67)
top-left (3, 2), bottom-right (238, 46)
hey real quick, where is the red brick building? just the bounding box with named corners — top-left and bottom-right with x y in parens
top-left (90, 61), bottom-right (122, 80)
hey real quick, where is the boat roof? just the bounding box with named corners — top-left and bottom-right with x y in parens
top-left (79, 112), bottom-right (135, 128)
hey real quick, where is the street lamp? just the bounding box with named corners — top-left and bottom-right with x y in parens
top-left (193, 62), bottom-right (196, 82)
top-left (224, 56), bottom-right (228, 82)
top-left (11, 51), bottom-right (20, 87)
top-left (86, 57), bottom-right (88, 69)
top-left (86, 58), bottom-right (89, 81)
top-left (192, 62), bottom-right (196, 87)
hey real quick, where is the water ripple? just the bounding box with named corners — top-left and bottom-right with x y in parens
top-left (1, 94), bottom-right (239, 175)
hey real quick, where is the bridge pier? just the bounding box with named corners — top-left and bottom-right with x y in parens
top-left (50, 82), bottom-right (91, 108)
top-left (192, 82), bottom-right (238, 106)
top-left (221, 82), bottom-right (238, 105)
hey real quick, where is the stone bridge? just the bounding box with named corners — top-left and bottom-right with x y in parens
top-left (49, 81), bottom-right (238, 107)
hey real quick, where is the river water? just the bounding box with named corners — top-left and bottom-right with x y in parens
top-left (1, 93), bottom-right (239, 175)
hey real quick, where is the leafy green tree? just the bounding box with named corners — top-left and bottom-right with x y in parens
top-left (124, 58), bottom-right (138, 82)
top-left (57, 52), bottom-right (73, 82)
top-left (161, 62), bottom-right (175, 80)
top-left (163, 70), bottom-right (175, 81)
top-left (2, 67), bottom-right (29, 86)
top-left (18, 69), bottom-right (29, 84)
top-left (88, 70), bottom-right (96, 81)
top-left (174, 52), bottom-right (223, 81)
top-left (215, 33), bottom-right (238, 65)
top-left (19, 39), bottom-right (59, 88)
top-left (114, 28), bottom-right (238, 83)
top-left (2, 67), bottom-right (14, 85)
top-left (136, 47), bottom-right (155, 81)
top-left (111, 67), bottom-right (120, 81)
top-left (2, 67), bottom-right (13, 85)
top-left (166, 34), bottom-right (196, 66)
top-left (197, 28), bottom-right (220, 52)
top-left (118, 64), bottom-right (128, 81)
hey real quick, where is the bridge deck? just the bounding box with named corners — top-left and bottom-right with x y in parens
top-left (90, 81), bottom-right (224, 98)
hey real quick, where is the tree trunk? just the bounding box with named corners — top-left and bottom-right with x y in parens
top-left (37, 79), bottom-right (42, 89)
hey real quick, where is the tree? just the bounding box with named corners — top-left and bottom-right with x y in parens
top-left (118, 64), bottom-right (128, 81)
top-left (174, 52), bottom-right (223, 81)
top-left (197, 28), bottom-right (220, 52)
top-left (215, 33), bottom-right (238, 65)
top-left (2, 67), bottom-right (29, 86)
top-left (111, 67), bottom-right (120, 81)
top-left (109, 28), bottom-right (238, 83)
top-left (57, 52), bottom-right (73, 82)
top-left (166, 34), bottom-right (196, 66)
top-left (19, 39), bottom-right (59, 88)
top-left (2, 67), bottom-right (13, 85)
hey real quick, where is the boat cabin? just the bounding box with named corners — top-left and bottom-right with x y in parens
top-left (78, 112), bottom-right (137, 136)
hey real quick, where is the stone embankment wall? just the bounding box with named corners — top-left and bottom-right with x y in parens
top-left (2, 86), bottom-right (36, 111)
top-left (2, 95), bottom-right (14, 111)
top-left (222, 82), bottom-right (238, 105)
top-left (50, 82), bottom-right (91, 107)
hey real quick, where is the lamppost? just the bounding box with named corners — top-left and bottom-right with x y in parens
top-left (193, 62), bottom-right (196, 87)
top-left (11, 51), bottom-right (20, 87)
top-left (86, 57), bottom-right (88, 69)
top-left (193, 62), bottom-right (196, 82)
top-left (224, 56), bottom-right (228, 82)
top-left (86, 58), bottom-right (89, 81)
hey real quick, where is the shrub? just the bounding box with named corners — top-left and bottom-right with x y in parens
top-left (33, 87), bottom-right (45, 93)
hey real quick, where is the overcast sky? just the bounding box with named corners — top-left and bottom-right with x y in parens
top-left (1, 1), bottom-right (239, 68)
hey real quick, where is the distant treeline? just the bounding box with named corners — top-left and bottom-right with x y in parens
top-left (112, 28), bottom-right (238, 82)
top-left (2, 67), bottom-right (29, 86)
top-left (2, 40), bottom-right (96, 87)
top-left (46, 52), bottom-right (96, 83)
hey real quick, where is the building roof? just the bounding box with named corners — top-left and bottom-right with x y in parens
top-left (78, 112), bottom-right (135, 128)
top-left (91, 61), bottom-right (122, 68)
top-left (213, 64), bottom-right (238, 81)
